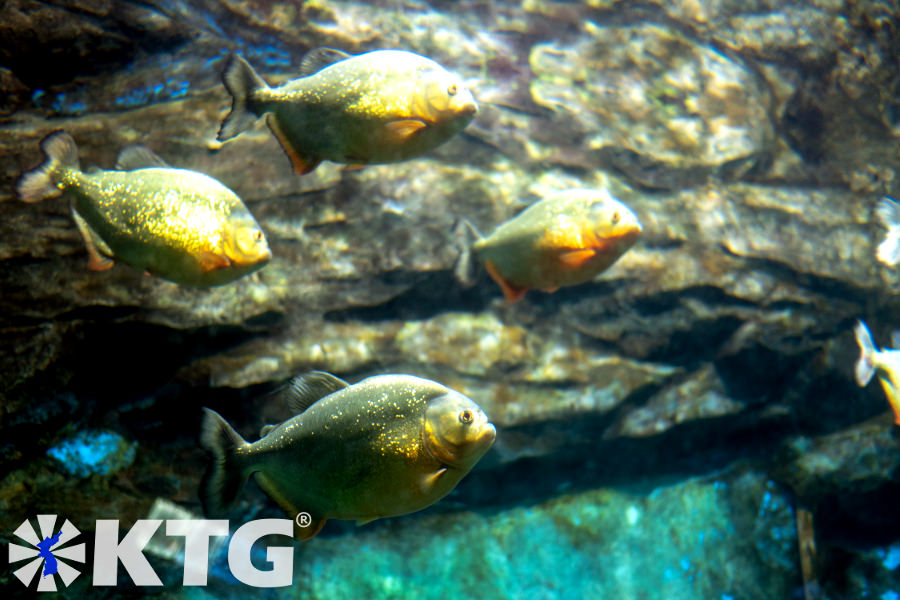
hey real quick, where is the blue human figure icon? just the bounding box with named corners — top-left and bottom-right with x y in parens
top-left (36, 529), bottom-right (62, 577)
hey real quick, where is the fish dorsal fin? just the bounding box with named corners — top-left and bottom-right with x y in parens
top-left (283, 371), bottom-right (349, 414)
top-left (115, 146), bottom-right (171, 171)
top-left (299, 47), bottom-right (352, 76)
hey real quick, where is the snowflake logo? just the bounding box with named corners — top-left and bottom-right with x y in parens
top-left (8, 515), bottom-right (85, 592)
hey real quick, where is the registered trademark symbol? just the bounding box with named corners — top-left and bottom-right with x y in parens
top-left (295, 512), bottom-right (312, 528)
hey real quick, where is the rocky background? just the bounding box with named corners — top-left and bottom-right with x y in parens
top-left (3, 0), bottom-right (900, 598)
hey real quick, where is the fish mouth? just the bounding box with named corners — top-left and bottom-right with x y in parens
top-left (460, 102), bottom-right (478, 117)
top-left (477, 423), bottom-right (497, 446)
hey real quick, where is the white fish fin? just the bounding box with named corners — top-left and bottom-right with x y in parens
top-left (17, 131), bottom-right (79, 203)
top-left (218, 54), bottom-right (269, 141)
top-left (854, 320), bottom-right (878, 387)
top-left (279, 371), bottom-right (349, 414)
top-left (876, 197), bottom-right (900, 266)
top-left (115, 146), bottom-right (170, 170)
top-left (452, 218), bottom-right (483, 288)
top-left (71, 207), bottom-right (114, 271)
top-left (299, 47), bottom-right (352, 77)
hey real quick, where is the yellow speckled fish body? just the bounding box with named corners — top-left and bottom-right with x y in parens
top-left (473, 188), bottom-right (642, 302)
top-left (18, 132), bottom-right (271, 286)
top-left (201, 372), bottom-right (496, 539)
top-left (218, 49), bottom-right (478, 174)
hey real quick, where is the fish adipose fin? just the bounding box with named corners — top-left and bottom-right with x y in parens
top-left (876, 197), bottom-right (900, 266)
top-left (484, 260), bottom-right (528, 303)
top-left (299, 47), bottom-right (352, 76)
top-left (115, 146), bottom-right (171, 170)
top-left (281, 371), bottom-right (350, 414)
top-left (199, 408), bottom-right (252, 517)
top-left (71, 208), bottom-right (114, 271)
top-left (265, 114), bottom-right (321, 175)
top-left (17, 130), bottom-right (80, 203)
top-left (218, 54), bottom-right (270, 142)
top-left (854, 320), bottom-right (878, 387)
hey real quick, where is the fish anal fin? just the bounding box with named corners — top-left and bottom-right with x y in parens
top-left (282, 371), bottom-right (350, 414)
top-left (296, 518), bottom-right (328, 541)
top-left (558, 248), bottom-right (596, 270)
top-left (484, 260), bottom-right (528, 303)
top-left (198, 251), bottom-right (231, 273)
top-left (71, 208), bottom-right (114, 271)
top-left (384, 119), bottom-right (427, 144)
top-left (265, 114), bottom-right (320, 175)
top-left (877, 378), bottom-right (900, 425)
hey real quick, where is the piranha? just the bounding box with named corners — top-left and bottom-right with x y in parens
top-left (17, 131), bottom-right (271, 287)
top-left (854, 319), bottom-right (900, 425)
top-left (455, 188), bottom-right (643, 302)
top-left (217, 48), bottom-right (478, 174)
top-left (200, 371), bottom-right (496, 539)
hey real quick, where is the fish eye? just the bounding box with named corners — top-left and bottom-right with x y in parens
top-left (254, 230), bottom-right (263, 242)
top-left (447, 83), bottom-right (458, 96)
top-left (611, 211), bottom-right (620, 224)
top-left (459, 410), bottom-right (473, 425)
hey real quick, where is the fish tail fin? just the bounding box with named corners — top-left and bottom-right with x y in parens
top-left (876, 197), bottom-right (900, 266)
top-left (218, 54), bottom-right (269, 141)
top-left (854, 320), bottom-right (878, 387)
top-left (17, 131), bottom-right (79, 203)
top-left (452, 218), bottom-right (482, 287)
top-left (199, 408), bottom-right (251, 517)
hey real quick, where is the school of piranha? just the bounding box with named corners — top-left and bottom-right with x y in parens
top-left (16, 46), bottom-right (900, 539)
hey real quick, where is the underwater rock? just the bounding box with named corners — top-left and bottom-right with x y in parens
top-left (46, 430), bottom-right (136, 478)
top-left (528, 22), bottom-right (772, 172)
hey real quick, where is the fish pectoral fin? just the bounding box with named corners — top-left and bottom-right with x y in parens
top-left (420, 467), bottom-right (448, 493)
top-left (541, 286), bottom-right (559, 293)
top-left (484, 260), bottom-right (528, 303)
top-left (384, 119), bottom-right (427, 144)
top-left (355, 517), bottom-right (377, 527)
top-left (558, 248), bottom-right (596, 269)
top-left (265, 114), bottom-right (321, 175)
top-left (71, 208), bottom-right (115, 271)
top-left (197, 251), bottom-right (231, 272)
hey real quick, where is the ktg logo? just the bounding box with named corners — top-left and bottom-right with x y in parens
top-left (8, 514), bottom-right (297, 591)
